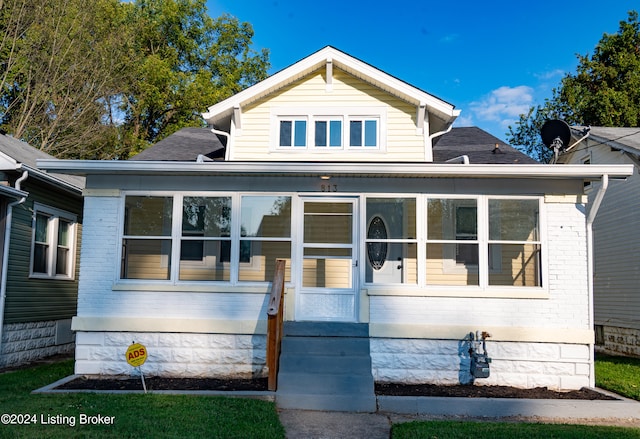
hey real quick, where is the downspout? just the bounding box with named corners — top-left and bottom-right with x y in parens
top-left (585, 173), bottom-right (608, 388)
top-left (211, 128), bottom-right (231, 161)
top-left (0, 170), bottom-right (29, 357)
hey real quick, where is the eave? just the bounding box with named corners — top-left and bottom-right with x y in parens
top-left (37, 159), bottom-right (634, 182)
top-left (201, 46), bottom-right (460, 131)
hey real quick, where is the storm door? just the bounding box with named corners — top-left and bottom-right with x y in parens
top-left (296, 197), bottom-right (358, 321)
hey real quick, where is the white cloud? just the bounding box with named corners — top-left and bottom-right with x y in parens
top-left (468, 85), bottom-right (534, 129)
top-left (534, 69), bottom-right (565, 81)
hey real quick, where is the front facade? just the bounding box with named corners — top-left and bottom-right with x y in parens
top-left (556, 127), bottom-right (640, 357)
top-left (0, 134), bottom-right (84, 369)
top-left (41, 47), bottom-right (633, 389)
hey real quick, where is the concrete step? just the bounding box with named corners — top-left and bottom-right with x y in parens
top-left (276, 323), bottom-right (376, 412)
top-left (280, 336), bottom-right (371, 356)
top-left (284, 321), bottom-right (369, 337)
top-left (278, 353), bottom-right (371, 373)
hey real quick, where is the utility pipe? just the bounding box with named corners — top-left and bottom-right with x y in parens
top-left (585, 173), bottom-right (608, 388)
top-left (0, 170), bottom-right (29, 357)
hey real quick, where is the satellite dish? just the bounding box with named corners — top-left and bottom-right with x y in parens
top-left (540, 119), bottom-right (571, 150)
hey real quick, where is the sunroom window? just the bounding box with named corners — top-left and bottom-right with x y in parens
top-left (120, 194), bottom-right (291, 284)
top-left (426, 199), bottom-right (479, 286)
top-left (488, 199), bottom-right (541, 287)
top-left (121, 196), bottom-right (173, 280)
top-left (179, 196), bottom-right (231, 281)
top-left (365, 198), bottom-right (417, 284)
top-left (239, 196), bottom-right (292, 282)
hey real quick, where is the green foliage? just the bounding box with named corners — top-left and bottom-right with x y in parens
top-left (392, 419), bottom-right (640, 438)
top-left (0, 360), bottom-right (285, 438)
top-left (508, 11), bottom-right (640, 162)
top-left (0, 0), bottom-right (269, 159)
top-left (595, 353), bottom-right (640, 401)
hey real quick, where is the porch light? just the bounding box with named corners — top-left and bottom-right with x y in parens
top-left (320, 175), bottom-right (331, 180)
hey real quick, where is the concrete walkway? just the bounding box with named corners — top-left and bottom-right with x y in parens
top-left (279, 392), bottom-right (640, 438)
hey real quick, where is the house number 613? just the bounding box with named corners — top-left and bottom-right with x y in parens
top-left (321, 184), bottom-right (338, 192)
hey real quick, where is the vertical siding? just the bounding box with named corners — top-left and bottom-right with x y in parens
top-left (585, 147), bottom-right (640, 330)
top-left (4, 180), bottom-right (82, 323)
top-left (232, 69), bottom-right (426, 161)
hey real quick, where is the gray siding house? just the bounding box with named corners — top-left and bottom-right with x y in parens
top-left (556, 127), bottom-right (640, 357)
top-left (0, 133), bottom-right (84, 369)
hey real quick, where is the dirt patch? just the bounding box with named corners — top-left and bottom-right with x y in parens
top-left (57, 376), bottom-right (268, 392)
top-left (55, 376), bottom-right (617, 400)
top-left (375, 382), bottom-right (618, 400)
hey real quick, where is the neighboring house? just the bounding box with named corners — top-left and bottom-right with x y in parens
top-left (0, 133), bottom-right (84, 369)
top-left (40, 47), bottom-right (633, 392)
top-left (556, 126), bottom-right (640, 357)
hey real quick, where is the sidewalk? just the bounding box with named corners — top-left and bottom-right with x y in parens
top-left (279, 392), bottom-right (640, 439)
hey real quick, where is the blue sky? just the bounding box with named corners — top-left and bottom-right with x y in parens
top-left (206, 1), bottom-right (636, 142)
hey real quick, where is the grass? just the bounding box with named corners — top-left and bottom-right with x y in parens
top-left (2, 354), bottom-right (640, 438)
top-left (392, 420), bottom-right (640, 438)
top-left (392, 353), bottom-right (640, 438)
top-left (0, 360), bottom-right (285, 438)
top-left (595, 353), bottom-right (640, 401)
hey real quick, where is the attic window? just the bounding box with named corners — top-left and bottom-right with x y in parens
top-left (279, 119), bottom-right (307, 147)
top-left (272, 107), bottom-right (386, 151)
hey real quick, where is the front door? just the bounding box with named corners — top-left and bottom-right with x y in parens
top-left (296, 197), bottom-right (358, 322)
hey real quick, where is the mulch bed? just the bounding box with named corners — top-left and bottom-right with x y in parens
top-left (55, 376), bottom-right (618, 400)
top-left (375, 382), bottom-right (618, 400)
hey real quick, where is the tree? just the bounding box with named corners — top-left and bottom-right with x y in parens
top-left (118, 0), bottom-right (270, 156)
top-left (0, 0), bottom-right (269, 159)
top-left (508, 10), bottom-right (640, 162)
top-left (0, 0), bottom-right (135, 159)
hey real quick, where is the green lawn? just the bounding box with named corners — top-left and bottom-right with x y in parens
top-left (2, 354), bottom-right (640, 438)
top-left (0, 360), bottom-right (285, 438)
top-left (392, 353), bottom-right (640, 438)
top-left (596, 353), bottom-right (640, 401)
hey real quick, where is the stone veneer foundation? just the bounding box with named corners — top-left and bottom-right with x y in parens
top-left (0, 320), bottom-right (74, 369)
top-left (74, 332), bottom-right (267, 378)
top-left (597, 325), bottom-right (640, 358)
top-left (370, 338), bottom-right (591, 390)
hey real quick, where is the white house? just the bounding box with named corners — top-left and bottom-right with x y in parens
top-left (39, 47), bottom-right (633, 395)
top-left (555, 126), bottom-right (640, 357)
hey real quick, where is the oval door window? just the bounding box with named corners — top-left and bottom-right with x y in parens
top-left (367, 216), bottom-right (388, 270)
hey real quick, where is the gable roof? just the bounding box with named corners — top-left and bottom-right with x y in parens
top-left (0, 134), bottom-right (84, 192)
top-left (202, 46), bottom-right (460, 134)
top-left (434, 127), bottom-right (538, 164)
top-left (130, 128), bottom-right (226, 161)
top-left (573, 126), bottom-right (640, 155)
top-left (133, 126), bottom-right (536, 164)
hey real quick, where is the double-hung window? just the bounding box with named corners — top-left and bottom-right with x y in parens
top-left (31, 203), bottom-right (77, 279)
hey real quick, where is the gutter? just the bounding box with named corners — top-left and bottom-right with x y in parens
top-left (0, 170), bottom-right (29, 358)
top-left (585, 173), bottom-right (608, 388)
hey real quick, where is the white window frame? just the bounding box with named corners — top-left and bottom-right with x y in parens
top-left (271, 107), bottom-right (386, 152)
top-left (348, 117), bottom-right (379, 149)
top-left (117, 192), bottom-right (293, 286)
top-left (30, 203), bottom-right (77, 280)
